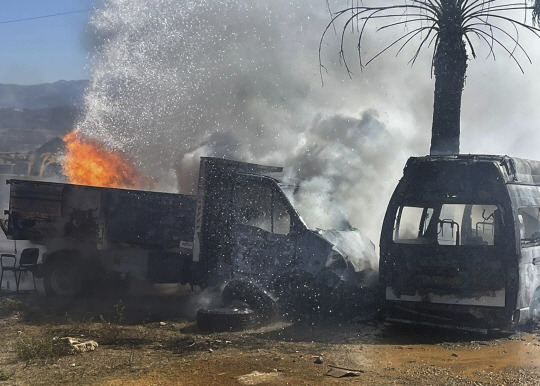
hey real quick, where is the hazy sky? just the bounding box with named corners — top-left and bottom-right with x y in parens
top-left (0, 0), bottom-right (93, 84)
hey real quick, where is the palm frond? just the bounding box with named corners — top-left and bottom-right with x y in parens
top-left (533, 0), bottom-right (540, 24)
top-left (320, 0), bottom-right (540, 80)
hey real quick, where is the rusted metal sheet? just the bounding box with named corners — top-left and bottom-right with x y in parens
top-left (8, 179), bottom-right (63, 219)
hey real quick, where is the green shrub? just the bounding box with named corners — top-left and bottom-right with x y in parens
top-left (0, 298), bottom-right (23, 315)
top-left (15, 337), bottom-right (69, 361)
top-left (0, 369), bottom-right (10, 381)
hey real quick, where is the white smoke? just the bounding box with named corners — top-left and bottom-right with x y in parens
top-left (77, 0), bottom-right (540, 244)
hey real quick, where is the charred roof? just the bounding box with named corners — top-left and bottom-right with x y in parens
top-left (404, 154), bottom-right (540, 186)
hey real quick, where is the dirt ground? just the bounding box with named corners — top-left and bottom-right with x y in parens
top-left (1, 285), bottom-right (540, 385)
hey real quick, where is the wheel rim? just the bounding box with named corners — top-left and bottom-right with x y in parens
top-left (50, 264), bottom-right (79, 295)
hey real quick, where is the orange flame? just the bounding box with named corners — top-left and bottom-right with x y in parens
top-left (62, 130), bottom-right (151, 189)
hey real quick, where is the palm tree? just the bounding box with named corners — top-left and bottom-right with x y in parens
top-left (321, 1), bottom-right (540, 155)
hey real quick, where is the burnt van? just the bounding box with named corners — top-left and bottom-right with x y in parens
top-left (380, 155), bottom-right (540, 332)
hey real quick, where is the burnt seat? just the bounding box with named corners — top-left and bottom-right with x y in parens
top-left (0, 248), bottom-right (40, 292)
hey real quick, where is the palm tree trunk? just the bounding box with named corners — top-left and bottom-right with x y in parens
top-left (430, 3), bottom-right (468, 155)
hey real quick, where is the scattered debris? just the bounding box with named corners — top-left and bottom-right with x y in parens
top-left (313, 355), bottom-right (323, 364)
top-left (237, 370), bottom-right (282, 385)
top-left (325, 364), bottom-right (364, 378)
top-left (509, 332), bottom-right (526, 341)
top-left (57, 337), bottom-right (98, 354)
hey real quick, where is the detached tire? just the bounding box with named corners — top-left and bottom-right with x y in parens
top-left (197, 306), bottom-right (256, 332)
top-left (222, 280), bottom-right (278, 319)
top-left (43, 258), bottom-right (82, 297)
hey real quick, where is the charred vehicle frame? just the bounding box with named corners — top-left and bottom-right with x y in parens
top-left (380, 154), bottom-right (540, 332)
top-left (0, 157), bottom-right (376, 325)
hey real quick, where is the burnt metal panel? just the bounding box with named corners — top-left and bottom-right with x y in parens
top-left (105, 189), bottom-right (196, 249)
top-left (384, 244), bottom-right (506, 302)
top-left (404, 154), bottom-right (540, 186)
top-left (8, 179), bottom-right (63, 220)
top-left (231, 224), bottom-right (296, 286)
top-left (507, 184), bottom-right (540, 311)
top-left (3, 179), bottom-right (196, 250)
top-left (508, 158), bottom-right (540, 185)
top-left (6, 179), bottom-right (65, 240)
top-left (147, 252), bottom-right (191, 283)
top-left (380, 155), bottom-right (519, 330)
top-left (195, 157), bottom-right (284, 284)
top-left (507, 184), bottom-right (540, 207)
top-left (517, 247), bottom-right (540, 310)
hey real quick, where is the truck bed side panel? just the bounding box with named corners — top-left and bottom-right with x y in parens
top-left (105, 189), bottom-right (196, 249)
top-left (4, 180), bottom-right (196, 250)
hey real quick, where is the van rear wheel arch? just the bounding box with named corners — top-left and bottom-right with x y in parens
top-left (529, 286), bottom-right (540, 322)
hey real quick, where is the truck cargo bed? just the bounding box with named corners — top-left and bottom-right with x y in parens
top-left (2, 179), bottom-right (196, 250)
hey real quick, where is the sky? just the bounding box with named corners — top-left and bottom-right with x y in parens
top-left (0, 0), bottom-right (93, 84)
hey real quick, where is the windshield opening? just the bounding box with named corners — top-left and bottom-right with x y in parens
top-left (394, 204), bottom-right (499, 246)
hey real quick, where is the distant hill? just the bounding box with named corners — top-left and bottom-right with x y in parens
top-left (0, 106), bottom-right (79, 152)
top-left (0, 80), bottom-right (88, 110)
top-left (0, 80), bottom-right (87, 152)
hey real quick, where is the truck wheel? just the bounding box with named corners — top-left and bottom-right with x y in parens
top-left (222, 280), bottom-right (278, 319)
top-left (197, 306), bottom-right (256, 332)
top-left (43, 259), bottom-right (82, 297)
top-left (272, 270), bottom-right (315, 316)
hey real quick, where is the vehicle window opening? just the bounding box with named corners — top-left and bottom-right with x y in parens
top-left (235, 182), bottom-right (291, 235)
top-left (394, 204), bottom-right (499, 246)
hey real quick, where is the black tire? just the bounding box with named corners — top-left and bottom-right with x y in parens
top-left (43, 258), bottom-right (82, 297)
top-left (197, 306), bottom-right (256, 332)
top-left (222, 280), bottom-right (278, 319)
top-left (312, 268), bottom-right (344, 316)
top-left (272, 270), bottom-right (315, 316)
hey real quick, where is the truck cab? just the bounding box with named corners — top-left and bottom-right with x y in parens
top-left (193, 157), bottom-right (344, 288)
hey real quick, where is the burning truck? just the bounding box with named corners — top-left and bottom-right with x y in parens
top-left (1, 156), bottom-right (377, 328)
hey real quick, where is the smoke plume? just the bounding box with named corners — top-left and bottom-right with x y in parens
top-left (77, 0), bottom-right (540, 243)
